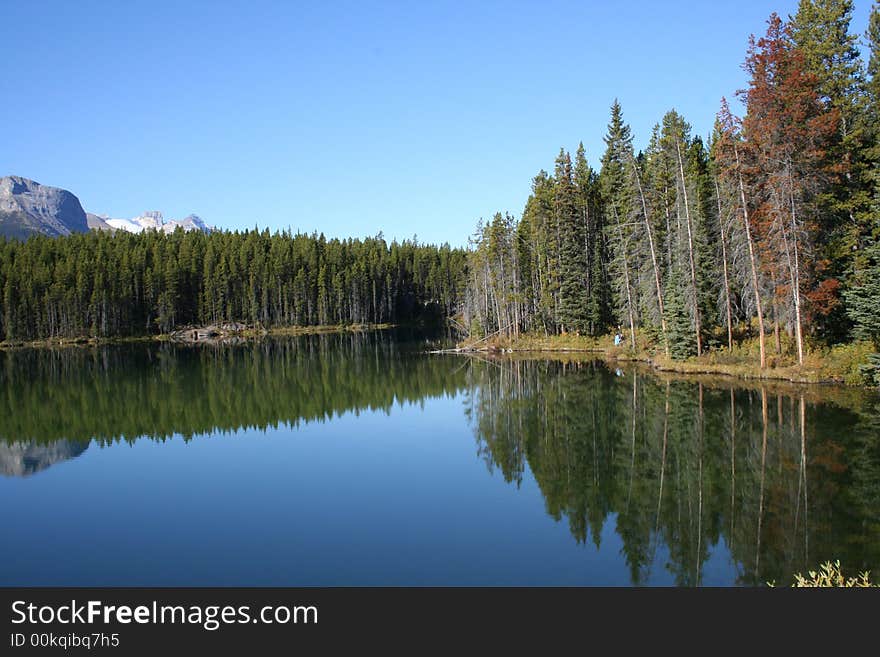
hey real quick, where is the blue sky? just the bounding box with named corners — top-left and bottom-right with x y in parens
top-left (1, 1), bottom-right (874, 246)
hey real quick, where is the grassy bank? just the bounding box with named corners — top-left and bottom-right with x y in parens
top-left (0, 323), bottom-right (395, 350)
top-left (455, 332), bottom-right (879, 387)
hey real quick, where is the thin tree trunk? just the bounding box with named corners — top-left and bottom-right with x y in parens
top-left (787, 161), bottom-right (805, 366)
top-left (714, 177), bottom-right (734, 350)
top-left (733, 143), bottom-right (766, 368)
top-left (773, 302), bottom-right (782, 355)
top-left (631, 158), bottom-right (669, 356)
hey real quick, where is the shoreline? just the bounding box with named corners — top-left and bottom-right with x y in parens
top-left (4, 325), bottom-right (876, 390)
top-left (445, 333), bottom-right (879, 388)
top-left (0, 323), bottom-right (396, 351)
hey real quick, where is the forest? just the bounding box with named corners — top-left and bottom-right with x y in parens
top-left (2, 1), bottom-right (879, 380)
top-left (464, 2), bottom-right (880, 371)
top-left (0, 228), bottom-right (466, 341)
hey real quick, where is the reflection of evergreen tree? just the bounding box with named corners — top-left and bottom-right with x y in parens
top-left (466, 356), bottom-right (880, 585)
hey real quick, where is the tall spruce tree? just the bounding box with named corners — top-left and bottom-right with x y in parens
top-left (574, 143), bottom-right (609, 334)
top-left (847, 4), bottom-right (880, 351)
top-left (867, 2), bottom-right (880, 215)
top-left (844, 240), bottom-right (880, 346)
top-left (600, 101), bottom-right (646, 349)
top-left (557, 149), bottom-right (589, 333)
top-left (791, 0), bottom-right (871, 315)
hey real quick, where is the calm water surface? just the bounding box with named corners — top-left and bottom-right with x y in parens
top-left (1, 331), bottom-right (878, 586)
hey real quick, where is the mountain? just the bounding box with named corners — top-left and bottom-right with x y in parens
top-left (171, 214), bottom-right (211, 233)
top-left (104, 210), bottom-right (213, 235)
top-left (0, 176), bottom-right (89, 240)
top-left (86, 212), bottom-right (116, 232)
top-left (0, 439), bottom-right (89, 477)
top-left (1, 176), bottom-right (214, 238)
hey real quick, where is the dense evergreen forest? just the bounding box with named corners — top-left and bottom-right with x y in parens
top-left (464, 1), bottom-right (880, 365)
top-left (0, 228), bottom-right (466, 340)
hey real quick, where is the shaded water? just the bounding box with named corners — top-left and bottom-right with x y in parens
top-left (1, 332), bottom-right (877, 585)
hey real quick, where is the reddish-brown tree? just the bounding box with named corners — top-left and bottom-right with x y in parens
top-left (739, 13), bottom-right (842, 364)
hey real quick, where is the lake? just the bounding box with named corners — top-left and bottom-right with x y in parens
top-left (1, 330), bottom-right (878, 586)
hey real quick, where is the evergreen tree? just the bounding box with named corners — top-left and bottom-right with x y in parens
top-left (556, 149), bottom-right (589, 333)
top-left (574, 143), bottom-right (609, 334)
top-left (791, 0), bottom-right (872, 312)
top-left (867, 2), bottom-right (880, 218)
top-left (844, 240), bottom-right (880, 346)
top-left (599, 101), bottom-right (644, 348)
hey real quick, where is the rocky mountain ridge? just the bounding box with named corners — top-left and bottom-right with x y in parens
top-left (1, 175), bottom-right (213, 239)
top-left (0, 175), bottom-right (89, 239)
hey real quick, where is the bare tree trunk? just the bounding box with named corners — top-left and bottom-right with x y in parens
top-left (631, 158), bottom-right (669, 356)
top-left (733, 143), bottom-right (766, 368)
top-left (676, 142), bottom-right (703, 356)
top-left (773, 302), bottom-right (782, 355)
top-left (714, 177), bottom-right (734, 350)
top-left (787, 161), bottom-right (805, 366)
top-left (512, 242), bottom-right (520, 337)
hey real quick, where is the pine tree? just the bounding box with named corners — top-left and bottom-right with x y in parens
top-left (790, 0), bottom-right (863, 114)
top-left (574, 143), bottom-right (608, 334)
top-left (663, 269), bottom-right (696, 360)
top-left (844, 241), bottom-right (880, 346)
top-left (599, 100), bottom-right (668, 352)
top-left (651, 110), bottom-right (709, 356)
top-left (867, 2), bottom-right (880, 219)
top-left (556, 149), bottom-right (589, 333)
top-left (791, 0), bottom-right (873, 334)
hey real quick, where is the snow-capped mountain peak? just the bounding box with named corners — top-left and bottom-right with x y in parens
top-left (101, 211), bottom-right (212, 235)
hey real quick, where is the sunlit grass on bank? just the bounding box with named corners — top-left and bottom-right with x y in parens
top-left (457, 331), bottom-right (879, 387)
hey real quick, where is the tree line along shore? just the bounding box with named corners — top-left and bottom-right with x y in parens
top-left (1, 3), bottom-right (879, 386)
top-left (461, 4), bottom-right (880, 387)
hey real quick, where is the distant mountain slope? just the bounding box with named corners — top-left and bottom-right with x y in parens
top-left (86, 212), bottom-right (116, 232)
top-left (0, 176), bottom-right (89, 239)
